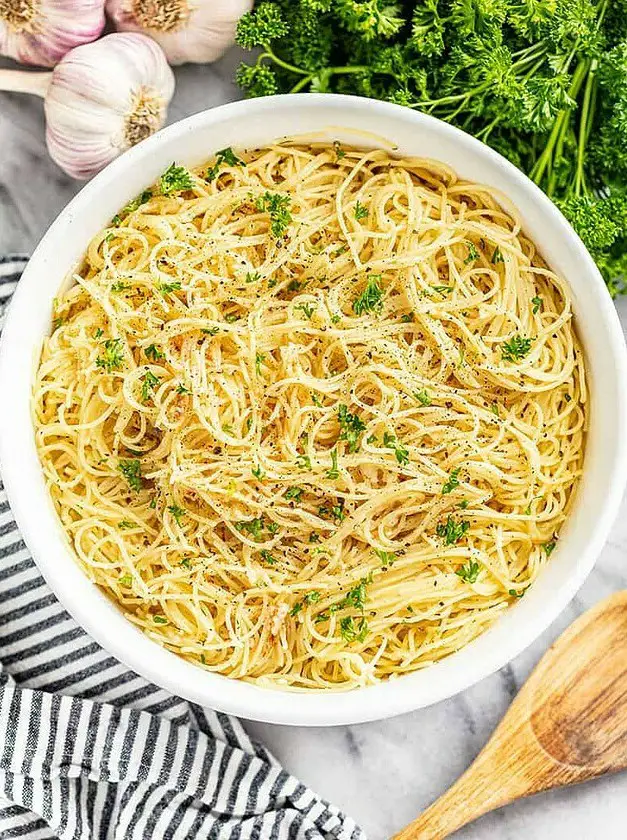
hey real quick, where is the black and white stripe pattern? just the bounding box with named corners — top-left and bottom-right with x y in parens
top-left (0, 258), bottom-right (365, 840)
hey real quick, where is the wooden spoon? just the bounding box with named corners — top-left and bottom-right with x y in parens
top-left (394, 591), bottom-right (627, 840)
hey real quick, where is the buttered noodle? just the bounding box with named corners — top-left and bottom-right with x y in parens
top-left (33, 142), bottom-right (586, 690)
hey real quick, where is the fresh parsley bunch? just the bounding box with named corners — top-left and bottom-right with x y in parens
top-left (236, 0), bottom-right (627, 295)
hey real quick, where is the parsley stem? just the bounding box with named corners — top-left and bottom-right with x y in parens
top-left (258, 48), bottom-right (309, 76)
top-left (575, 60), bottom-right (597, 198)
top-left (290, 75), bottom-right (313, 93)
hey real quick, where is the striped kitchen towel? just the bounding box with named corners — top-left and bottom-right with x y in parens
top-left (0, 256), bottom-right (365, 840)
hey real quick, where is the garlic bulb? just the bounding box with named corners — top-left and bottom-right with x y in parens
top-left (0, 0), bottom-right (105, 67)
top-left (106, 0), bottom-right (253, 65)
top-left (45, 33), bottom-right (175, 179)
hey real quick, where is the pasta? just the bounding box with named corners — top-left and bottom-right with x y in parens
top-left (33, 142), bottom-right (587, 690)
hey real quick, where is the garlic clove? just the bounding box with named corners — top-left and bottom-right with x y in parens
top-left (44, 33), bottom-right (175, 179)
top-left (0, 0), bottom-right (106, 68)
top-left (105, 0), bottom-right (253, 66)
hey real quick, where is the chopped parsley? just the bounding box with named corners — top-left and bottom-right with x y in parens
top-left (333, 140), bottom-right (345, 159)
top-left (118, 573), bottom-right (133, 586)
top-left (311, 393), bottom-right (322, 407)
top-left (318, 500), bottom-right (345, 524)
top-left (255, 352), bottom-right (266, 375)
top-left (201, 326), bottom-right (219, 335)
top-left (157, 280), bottom-right (182, 296)
top-left (291, 591), bottom-right (321, 616)
top-left (160, 163), bottom-right (194, 195)
top-left (111, 189), bottom-right (152, 225)
top-left (52, 316), bottom-right (64, 331)
top-left (352, 274), bottom-right (383, 316)
top-left (436, 515), bottom-right (470, 545)
top-left (119, 459), bottom-right (142, 491)
top-left (167, 504), bottom-right (186, 524)
top-left (235, 517), bottom-right (265, 540)
top-left (287, 279), bottom-right (302, 292)
top-left (245, 271), bottom-right (261, 284)
top-left (255, 191), bottom-right (292, 238)
top-left (111, 281), bottom-right (130, 293)
top-left (414, 389), bottom-right (431, 406)
top-left (442, 467), bottom-right (461, 494)
top-left (93, 328), bottom-right (104, 338)
top-left (180, 558), bottom-right (192, 569)
top-left (458, 499), bottom-right (469, 510)
top-left (259, 549), bottom-right (276, 564)
top-left (296, 453), bottom-right (312, 470)
top-left (543, 541), bottom-right (557, 556)
top-left (383, 431), bottom-right (409, 466)
top-left (532, 295), bottom-right (543, 314)
top-left (141, 371), bottom-right (160, 403)
top-left (153, 615), bottom-right (168, 624)
top-left (464, 242), bottom-right (479, 264)
top-left (309, 532), bottom-right (321, 543)
top-left (491, 246), bottom-right (505, 264)
top-left (337, 574), bottom-right (372, 611)
top-left (285, 486), bottom-right (304, 502)
top-left (354, 200), bottom-right (368, 220)
top-left (401, 312), bottom-right (415, 323)
top-left (501, 335), bottom-right (533, 362)
top-left (295, 302), bottom-right (315, 319)
top-left (374, 548), bottom-right (397, 565)
top-left (455, 560), bottom-right (480, 584)
top-left (509, 588), bottom-right (526, 599)
top-left (176, 384), bottom-right (191, 395)
top-left (96, 338), bottom-right (125, 372)
top-left (326, 448), bottom-right (339, 479)
top-left (145, 344), bottom-right (164, 361)
top-left (118, 521), bottom-right (134, 530)
top-left (252, 464), bottom-right (264, 480)
top-left (490, 402), bottom-right (500, 417)
top-left (206, 147), bottom-right (245, 182)
top-left (340, 615), bottom-right (368, 643)
top-left (431, 284), bottom-right (453, 295)
top-left (337, 404), bottom-right (366, 452)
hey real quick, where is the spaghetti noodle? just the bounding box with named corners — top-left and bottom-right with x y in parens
top-left (33, 142), bottom-right (587, 690)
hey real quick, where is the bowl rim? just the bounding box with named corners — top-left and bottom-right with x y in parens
top-left (2, 93), bottom-right (627, 726)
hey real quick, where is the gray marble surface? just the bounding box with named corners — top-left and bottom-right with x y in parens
top-left (2, 46), bottom-right (627, 840)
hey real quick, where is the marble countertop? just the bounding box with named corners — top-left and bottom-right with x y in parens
top-left (2, 46), bottom-right (627, 840)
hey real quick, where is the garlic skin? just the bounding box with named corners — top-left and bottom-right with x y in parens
top-left (0, 0), bottom-right (106, 67)
top-left (106, 0), bottom-right (253, 66)
top-left (45, 33), bottom-right (175, 179)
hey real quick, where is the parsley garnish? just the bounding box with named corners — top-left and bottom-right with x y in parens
top-left (309, 532), bottom-right (321, 543)
top-left (201, 327), bottom-right (219, 335)
top-left (180, 558), bottom-right (192, 569)
top-left (296, 453), bottom-right (312, 470)
top-left (337, 575), bottom-right (372, 611)
top-left (326, 448), bottom-right (339, 479)
top-left (436, 515), bottom-right (470, 545)
top-left (157, 280), bottom-right (182, 296)
top-left (442, 468), bottom-right (461, 494)
top-left (153, 615), bottom-right (168, 624)
top-left (383, 431), bottom-right (409, 466)
top-left (456, 561), bottom-right (480, 584)
top-left (285, 486), bottom-right (304, 502)
top-left (245, 271), bottom-right (260, 284)
top-left (255, 191), bottom-right (292, 238)
top-left (414, 389), bottom-right (431, 406)
top-left (176, 384), bottom-right (191, 395)
top-left (52, 316), bottom-right (64, 330)
top-left (491, 246), bottom-right (504, 264)
top-left (312, 393), bottom-right (322, 407)
top-left (352, 274), bottom-right (383, 315)
top-left (119, 573), bottom-right (133, 586)
top-left (160, 163), bottom-right (194, 195)
top-left (291, 591), bottom-right (321, 616)
top-left (118, 521), bottom-right (134, 530)
top-left (374, 548), bottom-right (397, 565)
top-left (464, 242), bottom-right (479, 264)
top-left (260, 549), bottom-right (276, 564)
top-left (145, 344), bottom-right (164, 361)
top-left (295, 302), bottom-right (315, 319)
top-left (255, 352), bottom-right (266, 375)
top-left (318, 500), bottom-right (345, 524)
top-left (432, 284), bottom-right (453, 295)
top-left (337, 404), bottom-right (366, 452)
top-left (501, 335), bottom-right (532, 362)
top-left (401, 312), bottom-right (414, 323)
top-left (509, 588), bottom-right (525, 599)
top-left (111, 281), bottom-right (130, 293)
top-left (168, 504), bottom-right (186, 524)
top-left (94, 328), bottom-right (104, 338)
top-left (252, 464), bottom-right (264, 480)
top-left (206, 147), bottom-right (245, 181)
top-left (354, 200), bottom-right (368, 220)
top-left (141, 371), bottom-right (160, 403)
top-left (119, 459), bottom-right (142, 491)
top-left (333, 140), bottom-right (345, 160)
top-left (235, 517), bottom-right (265, 540)
top-left (96, 338), bottom-right (124, 372)
top-left (532, 295), bottom-right (543, 314)
top-left (543, 541), bottom-right (557, 556)
top-left (340, 615), bottom-right (368, 643)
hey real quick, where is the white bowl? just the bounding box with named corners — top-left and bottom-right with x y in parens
top-left (1, 94), bottom-right (626, 726)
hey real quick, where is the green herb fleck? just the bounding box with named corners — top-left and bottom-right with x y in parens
top-left (442, 467), bottom-right (461, 494)
top-left (255, 191), bottom-right (292, 238)
top-left (354, 200), bottom-right (368, 220)
top-left (153, 615), bottom-right (168, 624)
top-left (111, 281), bottom-right (130, 293)
top-left (160, 163), bottom-right (194, 195)
top-left (337, 404), bottom-right (366, 452)
top-left (295, 302), bottom-right (315, 319)
top-left (296, 453), bottom-right (312, 470)
top-left (119, 459), bottom-right (142, 492)
top-left (96, 338), bottom-right (125, 372)
top-left (501, 335), bottom-right (532, 362)
top-left (353, 274), bottom-right (383, 315)
top-left (491, 246), bottom-right (504, 264)
top-left (145, 344), bottom-right (164, 361)
top-left (201, 327), bottom-right (219, 335)
top-left (414, 389), bottom-right (431, 406)
top-left (374, 548), bottom-right (397, 565)
top-left (157, 280), bottom-right (182, 296)
top-left (141, 371), bottom-right (160, 403)
top-left (235, 517), bottom-right (265, 540)
top-left (543, 541), bottom-right (557, 556)
top-left (464, 242), bottom-right (479, 264)
top-left (118, 521), bottom-right (134, 530)
top-left (326, 448), bottom-right (339, 479)
top-left (285, 486), bottom-right (304, 502)
top-left (252, 464), bottom-right (264, 480)
top-left (168, 504), bottom-right (186, 524)
top-left (532, 295), bottom-right (543, 314)
top-left (436, 515), bottom-right (470, 545)
top-left (246, 271), bottom-right (261, 284)
top-left (456, 561), bottom-right (480, 584)
top-left (119, 573), bottom-right (133, 586)
top-left (206, 147), bottom-right (245, 182)
top-left (383, 431), bottom-right (409, 466)
top-left (260, 549), bottom-right (276, 564)
top-left (340, 615), bottom-right (368, 643)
